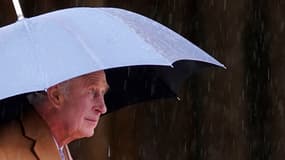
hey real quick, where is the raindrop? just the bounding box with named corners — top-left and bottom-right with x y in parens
top-left (207, 81), bottom-right (211, 92)
top-left (168, 13), bottom-right (173, 25)
top-left (107, 145), bottom-right (111, 158)
top-left (223, 0), bottom-right (227, 11)
top-left (173, 0), bottom-right (176, 10)
top-left (278, 100), bottom-right (284, 117)
top-left (184, 142), bottom-right (188, 152)
top-left (267, 68), bottom-right (270, 81)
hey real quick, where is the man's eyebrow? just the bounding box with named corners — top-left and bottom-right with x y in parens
top-left (104, 84), bottom-right (110, 94)
top-left (82, 76), bottom-right (110, 93)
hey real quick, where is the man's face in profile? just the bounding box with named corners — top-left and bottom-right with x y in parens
top-left (57, 71), bottom-right (109, 139)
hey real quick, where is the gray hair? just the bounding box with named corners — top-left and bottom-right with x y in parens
top-left (26, 81), bottom-right (71, 107)
top-left (26, 91), bottom-right (48, 106)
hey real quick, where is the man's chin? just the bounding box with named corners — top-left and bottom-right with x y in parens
top-left (81, 128), bottom-right (95, 138)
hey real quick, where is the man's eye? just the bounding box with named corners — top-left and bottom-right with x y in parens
top-left (88, 87), bottom-right (107, 98)
top-left (88, 89), bottom-right (96, 95)
top-left (89, 89), bottom-right (102, 98)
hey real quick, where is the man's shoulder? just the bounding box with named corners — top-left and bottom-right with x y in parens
top-left (0, 120), bottom-right (32, 146)
top-left (0, 119), bottom-right (23, 138)
top-left (0, 120), bottom-right (35, 159)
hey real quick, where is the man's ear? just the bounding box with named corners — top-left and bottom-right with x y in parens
top-left (47, 85), bottom-right (65, 108)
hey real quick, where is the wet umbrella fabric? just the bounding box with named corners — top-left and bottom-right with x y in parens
top-left (0, 7), bottom-right (224, 113)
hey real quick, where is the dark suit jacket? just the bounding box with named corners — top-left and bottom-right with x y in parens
top-left (0, 108), bottom-right (72, 160)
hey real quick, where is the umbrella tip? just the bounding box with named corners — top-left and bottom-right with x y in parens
top-left (221, 64), bottom-right (227, 69)
top-left (12, 0), bottom-right (24, 20)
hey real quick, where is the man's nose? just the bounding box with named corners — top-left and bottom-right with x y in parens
top-left (94, 95), bottom-right (107, 114)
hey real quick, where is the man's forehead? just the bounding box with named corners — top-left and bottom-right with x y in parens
top-left (79, 71), bottom-right (108, 87)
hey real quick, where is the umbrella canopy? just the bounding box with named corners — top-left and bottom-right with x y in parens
top-left (105, 61), bottom-right (215, 112)
top-left (0, 7), bottom-right (225, 112)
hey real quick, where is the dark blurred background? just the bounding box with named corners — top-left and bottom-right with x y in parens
top-left (0, 0), bottom-right (284, 159)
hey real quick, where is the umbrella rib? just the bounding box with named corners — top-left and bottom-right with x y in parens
top-left (50, 18), bottom-right (104, 70)
top-left (22, 20), bottom-right (48, 90)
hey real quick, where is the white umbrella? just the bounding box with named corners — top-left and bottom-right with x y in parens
top-left (0, 6), bottom-right (224, 101)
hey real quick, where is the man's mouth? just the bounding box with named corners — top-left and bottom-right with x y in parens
top-left (85, 118), bottom-right (98, 123)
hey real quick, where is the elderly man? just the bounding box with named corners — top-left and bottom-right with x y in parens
top-left (0, 70), bottom-right (109, 160)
